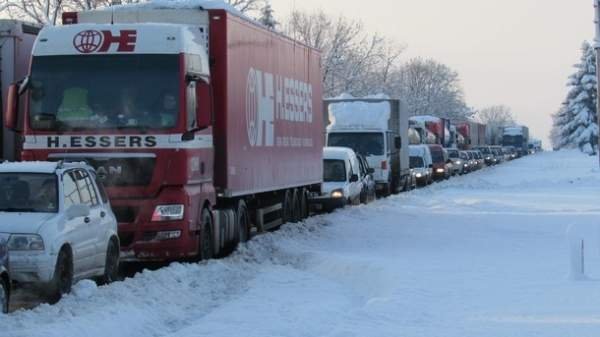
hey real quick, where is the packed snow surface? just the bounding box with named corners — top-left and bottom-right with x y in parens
top-left (327, 94), bottom-right (391, 130)
top-left (3, 150), bottom-right (600, 337)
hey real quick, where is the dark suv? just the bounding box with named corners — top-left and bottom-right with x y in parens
top-left (0, 238), bottom-right (9, 313)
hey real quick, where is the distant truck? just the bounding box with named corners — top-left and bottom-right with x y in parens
top-left (324, 97), bottom-right (411, 196)
top-left (0, 20), bottom-right (39, 160)
top-left (456, 121), bottom-right (486, 149)
top-left (409, 116), bottom-right (454, 147)
top-left (502, 126), bottom-right (529, 156)
top-left (4, 6), bottom-right (323, 261)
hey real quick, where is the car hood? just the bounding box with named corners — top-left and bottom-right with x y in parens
top-left (413, 168), bottom-right (428, 174)
top-left (322, 182), bottom-right (347, 195)
top-left (0, 212), bottom-right (57, 234)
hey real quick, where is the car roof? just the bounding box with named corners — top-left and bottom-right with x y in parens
top-left (323, 147), bottom-right (355, 160)
top-left (0, 161), bottom-right (92, 174)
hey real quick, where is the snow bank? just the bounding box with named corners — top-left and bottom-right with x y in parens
top-left (109, 0), bottom-right (243, 16)
top-left (327, 94), bottom-right (391, 130)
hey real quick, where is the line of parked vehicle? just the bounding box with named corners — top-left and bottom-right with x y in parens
top-left (313, 143), bottom-right (527, 214)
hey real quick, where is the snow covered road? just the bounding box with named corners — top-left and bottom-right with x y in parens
top-left (2, 150), bottom-right (600, 337)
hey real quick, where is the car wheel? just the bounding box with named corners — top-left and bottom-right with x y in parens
top-left (101, 238), bottom-right (120, 284)
top-left (49, 248), bottom-right (73, 304)
top-left (200, 208), bottom-right (214, 260)
top-left (0, 278), bottom-right (8, 314)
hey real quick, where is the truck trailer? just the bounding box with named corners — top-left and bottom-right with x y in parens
top-left (4, 5), bottom-right (323, 261)
top-left (323, 97), bottom-right (411, 196)
top-left (456, 121), bottom-right (486, 149)
top-left (0, 20), bottom-right (39, 161)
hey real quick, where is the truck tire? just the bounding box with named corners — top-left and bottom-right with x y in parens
top-left (0, 277), bottom-right (8, 314)
top-left (236, 200), bottom-right (250, 244)
top-left (300, 189), bottom-right (309, 220)
top-left (48, 248), bottom-right (73, 304)
top-left (100, 238), bottom-right (120, 285)
top-left (282, 190), bottom-right (293, 224)
top-left (291, 189), bottom-right (301, 223)
top-left (200, 208), bottom-right (214, 260)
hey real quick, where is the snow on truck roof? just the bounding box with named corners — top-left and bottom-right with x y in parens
top-left (108, 0), bottom-right (242, 15)
top-left (503, 127), bottom-right (525, 136)
top-left (410, 115), bottom-right (442, 124)
top-left (327, 94), bottom-right (392, 131)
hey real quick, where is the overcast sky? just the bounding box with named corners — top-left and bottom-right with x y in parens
top-left (270, 0), bottom-right (594, 146)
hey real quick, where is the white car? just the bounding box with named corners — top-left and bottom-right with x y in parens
top-left (409, 145), bottom-right (433, 185)
top-left (313, 147), bottom-right (363, 211)
top-left (0, 161), bottom-right (119, 302)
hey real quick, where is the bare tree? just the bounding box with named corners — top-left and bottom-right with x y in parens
top-left (226, 0), bottom-right (264, 14)
top-left (0, 0), bottom-right (65, 25)
top-left (393, 57), bottom-right (471, 120)
top-left (477, 105), bottom-right (515, 126)
top-left (285, 9), bottom-right (404, 97)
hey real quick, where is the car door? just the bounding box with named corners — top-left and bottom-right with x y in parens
top-left (62, 171), bottom-right (95, 277)
top-left (73, 169), bottom-right (105, 270)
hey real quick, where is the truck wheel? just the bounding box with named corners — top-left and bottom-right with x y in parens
top-left (49, 248), bottom-right (73, 304)
top-left (300, 189), bottom-right (309, 220)
top-left (101, 238), bottom-right (120, 284)
top-left (291, 189), bottom-right (301, 223)
top-left (0, 278), bottom-right (8, 314)
top-left (282, 190), bottom-right (293, 224)
top-left (236, 200), bottom-right (250, 244)
top-left (200, 208), bottom-right (214, 260)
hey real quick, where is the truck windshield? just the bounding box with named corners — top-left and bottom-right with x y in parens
top-left (502, 135), bottom-right (523, 147)
top-left (410, 156), bottom-right (424, 168)
top-left (328, 133), bottom-right (384, 156)
top-left (29, 55), bottom-right (180, 131)
top-left (0, 173), bottom-right (58, 213)
top-left (323, 160), bottom-right (346, 182)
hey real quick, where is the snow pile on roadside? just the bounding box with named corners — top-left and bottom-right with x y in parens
top-left (327, 94), bottom-right (391, 130)
top-left (109, 0), bottom-right (242, 15)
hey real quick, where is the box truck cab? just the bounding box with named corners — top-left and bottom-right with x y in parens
top-left (4, 6), bottom-right (323, 261)
top-left (324, 97), bottom-right (410, 196)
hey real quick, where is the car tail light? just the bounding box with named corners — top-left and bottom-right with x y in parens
top-left (381, 161), bottom-right (387, 170)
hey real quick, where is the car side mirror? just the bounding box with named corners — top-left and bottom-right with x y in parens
top-left (394, 136), bottom-right (401, 149)
top-left (367, 168), bottom-right (375, 174)
top-left (349, 174), bottom-right (359, 182)
top-left (429, 164), bottom-right (433, 168)
top-left (66, 204), bottom-right (90, 220)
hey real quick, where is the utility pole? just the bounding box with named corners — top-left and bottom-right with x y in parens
top-left (595, 0), bottom-right (600, 166)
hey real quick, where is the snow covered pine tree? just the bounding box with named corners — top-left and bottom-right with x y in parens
top-left (556, 41), bottom-right (599, 154)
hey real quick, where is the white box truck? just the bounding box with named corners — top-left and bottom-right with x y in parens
top-left (324, 96), bottom-right (411, 196)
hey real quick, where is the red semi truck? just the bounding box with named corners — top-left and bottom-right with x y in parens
top-left (456, 121), bottom-right (486, 149)
top-left (4, 6), bottom-right (323, 261)
top-left (0, 20), bottom-right (39, 161)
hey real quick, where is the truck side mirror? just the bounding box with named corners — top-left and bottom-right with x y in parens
top-left (4, 83), bottom-right (18, 130)
top-left (349, 174), bottom-right (359, 182)
top-left (367, 168), bottom-right (375, 174)
top-left (394, 136), bottom-right (401, 149)
top-left (196, 81), bottom-right (212, 130)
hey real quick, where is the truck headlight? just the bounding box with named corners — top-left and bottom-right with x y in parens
top-left (8, 234), bottom-right (44, 251)
top-left (151, 204), bottom-right (185, 222)
top-left (331, 189), bottom-right (344, 198)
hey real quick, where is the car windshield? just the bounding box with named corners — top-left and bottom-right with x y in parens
top-left (478, 147), bottom-right (490, 154)
top-left (447, 149), bottom-right (459, 158)
top-left (0, 173), bottom-right (58, 213)
top-left (459, 152), bottom-right (468, 160)
top-left (410, 156), bottom-right (424, 168)
top-left (28, 55), bottom-right (180, 131)
top-left (430, 149), bottom-right (444, 163)
top-left (328, 133), bottom-right (384, 156)
top-left (324, 160), bottom-right (347, 182)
